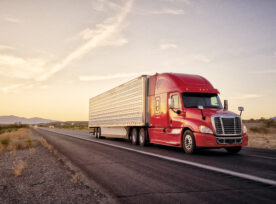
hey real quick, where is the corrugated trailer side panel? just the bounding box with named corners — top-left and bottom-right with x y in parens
top-left (89, 76), bottom-right (148, 127)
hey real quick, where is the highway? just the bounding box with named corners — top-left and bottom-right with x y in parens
top-left (32, 128), bottom-right (276, 204)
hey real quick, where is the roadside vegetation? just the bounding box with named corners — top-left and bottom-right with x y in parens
top-left (0, 127), bottom-right (33, 177)
top-left (0, 128), bottom-right (101, 203)
top-left (0, 126), bottom-right (33, 154)
top-left (0, 124), bottom-right (28, 135)
top-left (244, 118), bottom-right (276, 149)
top-left (39, 121), bottom-right (88, 131)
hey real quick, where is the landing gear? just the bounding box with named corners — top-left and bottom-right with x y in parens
top-left (95, 127), bottom-right (102, 139)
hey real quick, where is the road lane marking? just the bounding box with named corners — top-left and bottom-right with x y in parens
top-left (38, 128), bottom-right (276, 186)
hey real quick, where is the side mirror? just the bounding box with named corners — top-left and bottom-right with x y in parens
top-left (168, 98), bottom-right (174, 109)
top-left (224, 100), bottom-right (228, 111)
top-left (238, 106), bottom-right (244, 116)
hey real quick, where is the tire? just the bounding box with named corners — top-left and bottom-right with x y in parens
top-left (139, 128), bottom-right (147, 146)
top-left (131, 128), bottom-right (139, 145)
top-left (225, 146), bottom-right (242, 154)
top-left (98, 127), bottom-right (103, 139)
top-left (183, 130), bottom-right (196, 154)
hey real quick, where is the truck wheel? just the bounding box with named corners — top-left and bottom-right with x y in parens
top-left (183, 130), bottom-right (196, 154)
top-left (131, 128), bottom-right (138, 145)
top-left (225, 146), bottom-right (242, 154)
top-left (139, 128), bottom-right (147, 146)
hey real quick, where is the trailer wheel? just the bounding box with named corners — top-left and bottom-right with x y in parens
top-left (98, 128), bottom-right (103, 139)
top-left (183, 130), bottom-right (196, 154)
top-left (131, 128), bottom-right (139, 145)
top-left (139, 128), bottom-right (147, 146)
top-left (225, 146), bottom-right (242, 154)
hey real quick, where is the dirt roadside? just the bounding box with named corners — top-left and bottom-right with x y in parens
top-left (0, 129), bottom-right (114, 204)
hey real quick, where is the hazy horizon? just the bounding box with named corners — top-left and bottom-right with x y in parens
top-left (0, 0), bottom-right (276, 121)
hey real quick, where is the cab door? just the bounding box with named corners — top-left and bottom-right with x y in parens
top-left (150, 93), bottom-right (169, 143)
top-left (168, 93), bottom-right (184, 145)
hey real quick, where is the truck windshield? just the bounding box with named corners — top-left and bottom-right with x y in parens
top-left (182, 93), bottom-right (222, 109)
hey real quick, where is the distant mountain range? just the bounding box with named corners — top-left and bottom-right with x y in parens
top-left (272, 117), bottom-right (276, 120)
top-left (0, 115), bottom-right (57, 124)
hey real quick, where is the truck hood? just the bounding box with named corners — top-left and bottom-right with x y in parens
top-left (185, 108), bottom-right (240, 129)
top-left (201, 108), bottom-right (238, 117)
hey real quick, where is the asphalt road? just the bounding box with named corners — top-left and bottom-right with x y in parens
top-left (32, 128), bottom-right (276, 204)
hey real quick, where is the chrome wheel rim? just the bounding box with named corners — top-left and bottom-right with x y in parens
top-left (132, 131), bottom-right (137, 143)
top-left (185, 135), bottom-right (193, 150)
top-left (139, 131), bottom-right (144, 144)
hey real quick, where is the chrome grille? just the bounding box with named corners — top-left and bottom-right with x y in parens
top-left (213, 116), bottom-right (242, 136)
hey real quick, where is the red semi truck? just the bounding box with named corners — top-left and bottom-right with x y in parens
top-left (89, 73), bottom-right (248, 154)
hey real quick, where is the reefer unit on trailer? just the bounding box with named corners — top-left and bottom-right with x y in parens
top-left (89, 73), bottom-right (248, 154)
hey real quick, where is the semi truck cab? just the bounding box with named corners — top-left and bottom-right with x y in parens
top-left (148, 73), bottom-right (248, 153)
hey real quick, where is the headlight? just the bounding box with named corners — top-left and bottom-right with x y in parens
top-left (199, 125), bottom-right (213, 134)
top-left (242, 124), bottom-right (247, 134)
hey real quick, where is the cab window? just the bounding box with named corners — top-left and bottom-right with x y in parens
top-left (171, 94), bottom-right (181, 109)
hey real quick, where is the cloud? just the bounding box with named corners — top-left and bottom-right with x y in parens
top-left (0, 54), bottom-right (46, 79)
top-left (165, 0), bottom-right (191, 4)
top-left (0, 45), bottom-right (15, 50)
top-left (1, 83), bottom-right (25, 93)
top-left (151, 9), bottom-right (185, 15)
top-left (0, 55), bottom-right (25, 66)
top-left (90, 0), bottom-right (124, 11)
top-left (5, 17), bottom-right (22, 23)
top-left (0, 0), bottom-right (133, 93)
top-left (79, 72), bottom-right (153, 81)
top-left (251, 69), bottom-right (276, 74)
top-left (160, 43), bottom-right (178, 50)
top-left (232, 94), bottom-right (263, 100)
top-left (191, 54), bottom-right (211, 63)
top-left (79, 28), bottom-right (128, 47)
top-left (36, 0), bottom-right (133, 81)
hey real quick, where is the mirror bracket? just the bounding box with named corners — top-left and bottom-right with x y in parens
top-left (198, 105), bottom-right (206, 120)
top-left (238, 106), bottom-right (244, 116)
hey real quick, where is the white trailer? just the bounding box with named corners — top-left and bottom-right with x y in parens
top-left (89, 75), bottom-right (149, 139)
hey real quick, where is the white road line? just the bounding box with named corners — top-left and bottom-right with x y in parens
top-left (39, 128), bottom-right (276, 186)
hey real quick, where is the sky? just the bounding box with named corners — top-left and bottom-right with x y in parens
top-left (0, 0), bottom-right (276, 121)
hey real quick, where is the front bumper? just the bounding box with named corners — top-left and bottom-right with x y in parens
top-left (194, 132), bottom-right (248, 148)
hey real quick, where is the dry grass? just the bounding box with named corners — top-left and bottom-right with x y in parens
top-left (245, 121), bottom-right (276, 150)
top-left (248, 132), bottom-right (276, 149)
top-left (70, 173), bottom-right (80, 184)
top-left (29, 147), bottom-right (36, 155)
top-left (0, 128), bottom-right (34, 153)
top-left (38, 137), bottom-right (53, 152)
top-left (12, 160), bottom-right (27, 177)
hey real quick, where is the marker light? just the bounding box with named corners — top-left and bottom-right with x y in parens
top-left (199, 125), bottom-right (213, 134)
top-left (242, 124), bottom-right (247, 134)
